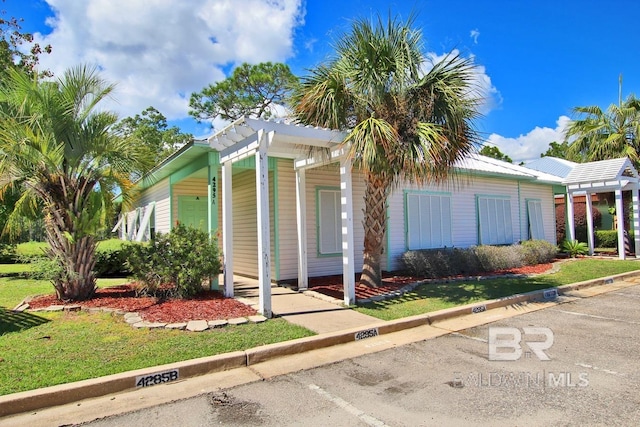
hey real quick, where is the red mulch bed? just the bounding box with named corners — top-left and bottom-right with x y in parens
top-left (27, 263), bottom-right (554, 321)
top-left (308, 263), bottom-right (554, 301)
top-left (27, 284), bottom-right (257, 323)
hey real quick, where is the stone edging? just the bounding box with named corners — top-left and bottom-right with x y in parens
top-left (16, 302), bottom-right (267, 332)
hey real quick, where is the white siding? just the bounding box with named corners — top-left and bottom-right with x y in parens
top-left (302, 165), bottom-right (366, 278)
top-left (274, 159), bottom-right (298, 281)
top-left (134, 178), bottom-right (170, 235)
top-left (386, 176), bottom-right (543, 271)
top-left (519, 182), bottom-right (556, 244)
top-left (227, 168), bottom-right (277, 279)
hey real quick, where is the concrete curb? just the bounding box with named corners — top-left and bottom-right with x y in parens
top-left (2, 269), bottom-right (639, 419)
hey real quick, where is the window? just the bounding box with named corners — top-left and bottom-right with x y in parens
top-left (317, 188), bottom-right (341, 255)
top-left (406, 192), bottom-right (453, 250)
top-left (477, 196), bottom-right (513, 245)
top-left (527, 199), bottom-right (545, 240)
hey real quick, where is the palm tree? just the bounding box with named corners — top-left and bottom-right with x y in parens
top-left (566, 82), bottom-right (640, 167)
top-left (0, 65), bottom-right (150, 301)
top-left (291, 14), bottom-right (481, 287)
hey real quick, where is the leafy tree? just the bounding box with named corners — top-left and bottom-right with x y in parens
top-left (479, 145), bottom-right (512, 163)
top-left (541, 141), bottom-right (571, 159)
top-left (565, 81), bottom-right (640, 168)
top-left (0, 3), bottom-right (52, 78)
top-left (291, 14), bottom-right (481, 288)
top-left (0, 65), bottom-right (151, 301)
top-left (189, 62), bottom-right (298, 124)
top-left (113, 106), bottom-right (192, 174)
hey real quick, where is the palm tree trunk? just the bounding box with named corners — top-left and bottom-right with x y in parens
top-left (44, 205), bottom-right (97, 301)
top-left (360, 174), bottom-right (390, 288)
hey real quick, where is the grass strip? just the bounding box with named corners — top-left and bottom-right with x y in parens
top-left (355, 259), bottom-right (640, 320)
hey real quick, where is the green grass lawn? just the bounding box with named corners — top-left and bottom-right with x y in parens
top-left (1, 258), bottom-right (638, 396)
top-left (0, 271), bottom-right (314, 396)
top-left (355, 258), bottom-right (640, 320)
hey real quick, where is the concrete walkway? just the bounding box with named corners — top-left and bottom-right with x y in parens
top-left (232, 277), bottom-right (379, 334)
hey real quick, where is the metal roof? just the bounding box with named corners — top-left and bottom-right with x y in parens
top-left (525, 156), bottom-right (577, 178)
top-left (456, 153), bottom-right (564, 183)
top-left (563, 157), bottom-right (638, 184)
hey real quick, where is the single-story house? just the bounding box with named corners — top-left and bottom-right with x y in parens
top-left (115, 117), bottom-right (568, 317)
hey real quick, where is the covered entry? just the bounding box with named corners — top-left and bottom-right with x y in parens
top-left (563, 157), bottom-right (640, 259)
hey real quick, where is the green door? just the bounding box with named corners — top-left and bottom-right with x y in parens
top-left (178, 197), bottom-right (208, 232)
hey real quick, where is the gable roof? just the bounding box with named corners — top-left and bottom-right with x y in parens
top-left (563, 157), bottom-right (639, 192)
top-left (456, 153), bottom-right (564, 184)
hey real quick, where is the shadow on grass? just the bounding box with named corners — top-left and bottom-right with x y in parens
top-left (358, 276), bottom-right (564, 311)
top-left (0, 307), bottom-right (50, 335)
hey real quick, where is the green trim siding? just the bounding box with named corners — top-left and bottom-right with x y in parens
top-left (315, 186), bottom-right (342, 258)
top-left (169, 155), bottom-right (209, 185)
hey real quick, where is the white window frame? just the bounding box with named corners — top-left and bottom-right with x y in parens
top-left (477, 195), bottom-right (514, 245)
top-left (405, 191), bottom-right (453, 250)
top-left (527, 199), bottom-right (545, 240)
top-left (317, 187), bottom-right (341, 256)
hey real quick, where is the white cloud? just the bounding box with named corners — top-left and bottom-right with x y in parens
top-left (34, 0), bottom-right (305, 122)
top-left (425, 50), bottom-right (500, 115)
top-left (485, 116), bottom-right (571, 162)
top-left (470, 29), bottom-right (480, 44)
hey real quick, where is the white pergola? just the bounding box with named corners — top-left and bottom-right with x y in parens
top-left (563, 157), bottom-right (640, 259)
top-left (208, 118), bottom-right (355, 318)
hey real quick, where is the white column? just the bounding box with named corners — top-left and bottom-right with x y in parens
top-left (633, 186), bottom-right (640, 258)
top-left (256, 130), bottom-right (272, 318)
top-left (222, 161), bottom-right (234, 297)
top-left (615, 189), bottom-right (625, 260)
top-left (340, 157), bottom-right (356, 306)
top-left (295, 167), bottom-right (308, 290)
top-left (566, 193), bottom-right (575, 242)
top-left (585, 192), bottom-right (594, 255)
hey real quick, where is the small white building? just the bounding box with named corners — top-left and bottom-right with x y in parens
top-left (117, 118), bottom-right (563, 316)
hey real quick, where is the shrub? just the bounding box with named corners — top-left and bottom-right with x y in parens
top-left (15, 241), bottom-right (48, 261)
top-left (562, 240), bottom-right (588, 257)
top-left (95, 239), bottom-right (131, 276)
top-left (474, 245), bottom-right (524, 272)
top-left (595, 230), bottom-right (618, 248)
top-left (555, 202), bottom-right (602, 244)
top-left (400, 240), bottom-right (557, 278)
top-left (125, 223), bottom-right (221, 298)
top-left (519, 240), bottom-right (558, 265)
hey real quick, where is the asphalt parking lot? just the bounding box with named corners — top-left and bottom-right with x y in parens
top-left (76, 281), bottom-right (640, 427)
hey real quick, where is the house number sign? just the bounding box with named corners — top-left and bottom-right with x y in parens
top-left (135, 369), bottom-right (179, 388)
top-left (355, 328), bottom-right (379, 340)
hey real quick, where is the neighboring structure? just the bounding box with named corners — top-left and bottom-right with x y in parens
top-left (562, 158), bottom-right (640, 258)
top-left (116, 118), bottom-right (563, 316)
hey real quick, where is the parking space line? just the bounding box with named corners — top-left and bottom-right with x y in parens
top-left (451, 332), bottom-right (488, 343)
top-left (308, 384), bottom-right (390, 427)
top-left (548, 309), bottom-right (640, 326)
top-left (575, 363), bottom-right (626, 377)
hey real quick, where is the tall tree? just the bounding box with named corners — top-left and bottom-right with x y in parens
top-left (291, 14), bottom-right (481, 288)
top-left (189, 62), bottom-right (298, 124)
top-left (113, 106), bottom-right (192, 175)
top-left (0, 3), bottom-right (52, 78)
top-left (565, 83), bottom-right (640, 168)
top-left (0, 65), bottom-right (150, 301)
top-left (480, 145), bottom-right (512, 163)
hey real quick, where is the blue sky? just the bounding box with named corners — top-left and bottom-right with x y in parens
top-left (4, 0), bottom-right (640, 161)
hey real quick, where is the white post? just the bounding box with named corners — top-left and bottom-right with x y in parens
top-left (295, 167), bottom-right (308, 290)
top-left (256, 130), bottom-right (272, 318)
top-left (340, 157), bottom-right (356, 306)
top-left (615, 189), bottom-right (625, 260)
top-left (566, 193), bottom-right (575, 242)
top-left (222, 161), bottom-right (234, 297)
top-left (585, 192), bottom-right (594, 255)
top-left (633, 186), bottom-right (640, 258)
